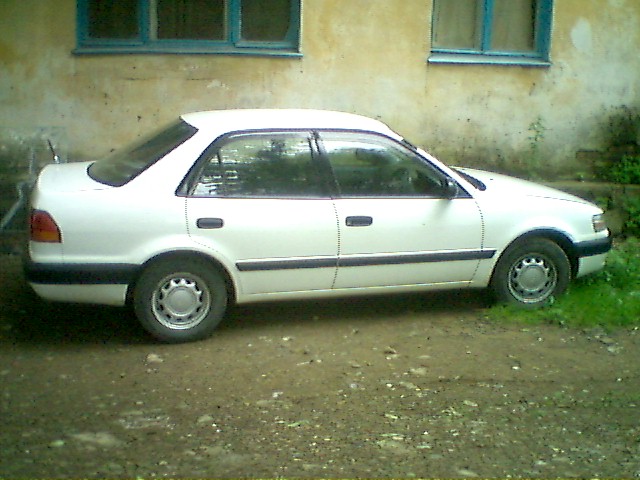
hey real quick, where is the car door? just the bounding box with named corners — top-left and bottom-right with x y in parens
top-left (185, 131), bottom-right (339, 297)
top-left (317, 131), bottom-right (485, 290)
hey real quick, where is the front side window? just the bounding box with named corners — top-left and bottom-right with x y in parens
top-left (76, 0), bottom-right (301, 55)
top-left (430, 0), bottom-right (553, 65)
top-left (191, 133), bottom-right (326, 198)
top-left (319, 133), bottom-right (450, 198)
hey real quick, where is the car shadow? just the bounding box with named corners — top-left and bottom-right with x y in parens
top-left (220, 289), bottom-right (493, 334)
top-left (1, 255), bottom-right (492, 346)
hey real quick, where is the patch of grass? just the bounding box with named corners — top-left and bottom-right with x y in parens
top-left (488, 239), bottom-right (640, 329)
top-left (623, 196), bottom-right (640, 236)
top-left (607, 155), bottom-right (640, 185)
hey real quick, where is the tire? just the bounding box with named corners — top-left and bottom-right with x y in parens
top-left (133, 258), bottom-right (228, 343)
top-left (491, 238), bottom-right (571, 308)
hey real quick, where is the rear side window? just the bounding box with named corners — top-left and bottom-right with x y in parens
top-left (88, 120), bottom-right (197, 186)
top-left (191, 132), bottom-right (326, 198)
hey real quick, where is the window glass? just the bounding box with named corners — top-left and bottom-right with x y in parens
top-left (88, 0), bottom-right (139, 39)
top-left (192, 134), bottom-right (324, 198)
top-left (491, 0), bottom-right (536, 52)
top-left (156, 0), bottom-right (226, 40)
top-left (432, 0), bottom-right (480, 50)
top-left (320, 134), bottom-right (448, 197)
top-left (241, 0), bottom-right (291, 42)
top-left (88, 120), bottom-right (197, 187)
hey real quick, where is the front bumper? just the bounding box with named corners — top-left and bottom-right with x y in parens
top-left (575, 236), bottom-right (613, 258)
top-left (574, 235), bottom-right (612, 278)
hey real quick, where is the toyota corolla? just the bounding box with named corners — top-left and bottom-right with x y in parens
top-left (25, 109), bottom-right (611, 342)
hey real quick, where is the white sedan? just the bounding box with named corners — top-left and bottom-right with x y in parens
top-left (25, 109), bottom-right (611, 342)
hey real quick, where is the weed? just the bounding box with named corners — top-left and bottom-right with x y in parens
top-left (525, 117), bottom-right (547, 178)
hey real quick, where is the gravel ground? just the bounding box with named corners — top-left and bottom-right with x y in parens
top-left (1, 253), bottom-right (639, 478)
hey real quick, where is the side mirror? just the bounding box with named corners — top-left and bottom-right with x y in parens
top-left (441, 178), bottom-right (458, 198)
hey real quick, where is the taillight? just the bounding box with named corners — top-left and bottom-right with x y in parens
top-left (30, 209), bottom-right (62, 243)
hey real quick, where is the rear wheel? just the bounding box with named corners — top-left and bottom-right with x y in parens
top-left (491, 238), bottom-right (570, 308)
top-left (133, 258), bottom-right (228, 342)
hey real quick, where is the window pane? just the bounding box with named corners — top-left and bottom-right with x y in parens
top-left (322, 135), bottom-right (446, 197)
top-left (194, 134), bottom-right (323, 197)
top-left (432, 0), bottom-right (480, 50)
top-left (241, 0), bottom-right (291, 42)
top-left (491, 0), bottom-right (536, 51)
top-left (156, 0), bottom-right (226, 40)
top-left (87, 0), bottom-right (139, 39)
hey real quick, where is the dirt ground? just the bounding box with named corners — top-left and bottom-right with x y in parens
top-left (1, 253), bottom-right (639, 478)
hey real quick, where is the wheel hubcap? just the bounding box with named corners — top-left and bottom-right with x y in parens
top-left (152, 274), bottom-right (211, 330)
top-left (508, 255), bottom-right (557, 303)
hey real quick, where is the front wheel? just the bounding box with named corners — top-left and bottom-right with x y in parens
top-left (133, 258), bottom-right (228, 342)
top-left (491, 238), bottom-right (571, 308)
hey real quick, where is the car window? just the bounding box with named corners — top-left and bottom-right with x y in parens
top-left (319, 133), bottom-right (448, 197)
top-left (88, 120), bottom-right (197, 186)
top-left (191, 133), bottom-right (325, 198)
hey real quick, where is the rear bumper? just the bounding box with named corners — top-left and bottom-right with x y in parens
top-left (23, 260), bottom-right (136, 306)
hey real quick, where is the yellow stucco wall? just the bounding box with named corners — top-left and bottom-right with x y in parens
top-left (1, 0), bottom-right (639, 175)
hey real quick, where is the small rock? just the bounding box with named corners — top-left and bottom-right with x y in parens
top-left (197, 414), bottom-right (215, 424)
top-left (146, 353), bottom-right (164, 364)
top-left (70, 432), bottom-right (122, 447)
top-left (457, 468), bottom-right (479, 477)
top-left (399, 381), bottom-right (420, 391)
top-left (48, 439), bottom-right (65, 448)
top-left (598, 336), bottom-right (616, 346)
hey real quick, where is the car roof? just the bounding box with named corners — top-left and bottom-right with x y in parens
top-left (180, 109), bottom-right (400, 138)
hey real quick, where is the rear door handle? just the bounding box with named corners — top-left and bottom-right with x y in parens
top-left (345, 216), bottom-right (373, 227)
top-left (196, 218), bottom-right (224, 229)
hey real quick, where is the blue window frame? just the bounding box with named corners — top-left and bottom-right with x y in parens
top-left (75, 0), bottom-right (301, 56)
top-left (429, 0), bottom-right (553, 66)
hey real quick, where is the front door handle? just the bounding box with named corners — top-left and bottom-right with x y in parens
top-left (345, 216), bottom-right (373, 227)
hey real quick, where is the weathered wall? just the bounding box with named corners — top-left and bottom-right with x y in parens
top-left (1, 0), bottom-right (639, 177)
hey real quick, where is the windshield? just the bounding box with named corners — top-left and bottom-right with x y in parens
top-left (88, 120), bottom-right (197, 186)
